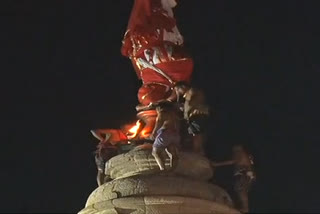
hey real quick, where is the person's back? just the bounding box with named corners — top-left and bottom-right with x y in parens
top-left (184, 87), bottom-right (208, 119)
top-left (234, 151), bottom-right (251, 167)
top-left (183, 87), bottom-right (208, 155)
top-left (232, 146), bottom-right (254, 173)
top-left (160, 108), bottom-right (179, 131)
top-left (185, 88), bottom-right (205, 108)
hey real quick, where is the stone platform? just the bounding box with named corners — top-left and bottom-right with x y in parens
top-left (79, 147), bottom-right (240, 214)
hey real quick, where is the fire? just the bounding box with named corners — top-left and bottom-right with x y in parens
top-left (127, 120), bottom-right (142, 139)
top-left (140, 129), bottom-right (148, 137)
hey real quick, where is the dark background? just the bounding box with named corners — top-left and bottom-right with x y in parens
top-left (1, 0), bottom-right (319, 213)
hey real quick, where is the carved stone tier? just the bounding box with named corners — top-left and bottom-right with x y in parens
top-left (78, 147), bottom-right (240, 214)
top-left (105, 146), bottom-right (213, 181)
top-left (80, 196), bottom-right (240, 214)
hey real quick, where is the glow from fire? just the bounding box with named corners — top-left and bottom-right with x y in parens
top-left (127, 120), bottom-right (142, 139)
top-left (140, 129), bottom-right (150, 138)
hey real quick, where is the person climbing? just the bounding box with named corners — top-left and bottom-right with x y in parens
top-left (149, 102), bottom-right (180, 170)
top-left (173, 81), bottom-right (209, 155)
top-left (211, 144), bottom-right (256, 213)
top-left (94, 142), bottom-right (117, 186)
top-left (90, 129), bottom-right (127, 186)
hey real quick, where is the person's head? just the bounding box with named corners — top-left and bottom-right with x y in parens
top-left (173, 81), bottom-right (190, 96)
top-left (232, 144), bottom-right (249, 156)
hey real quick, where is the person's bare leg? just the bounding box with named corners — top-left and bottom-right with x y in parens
top-left (237, 190), bottom-right (249, 213)
top-left (97, 170), bottom-right (105, 186)
top-left (193, 134), bottom-right (205, 155)
top-left (159, 149), bottom-right (168, 168)
top-left (166, 144), bottom-right (178, 170)
top-left (165, 147), bottom-right (173, 168)
top-left (152, 147), bottom-right (166, 170)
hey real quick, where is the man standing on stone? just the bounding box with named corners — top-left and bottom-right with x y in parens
top-left (173, 81), bottom-right (209, 155)
top-left (149, 102), bottom-right (180, 170)
top-left (211, 144), bottom-right (256, 213)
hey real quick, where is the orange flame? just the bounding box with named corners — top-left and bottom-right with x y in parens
top-left (127, 120), bottom-right (142, 139)
top-left (140, 129), bottom-right (150, 138)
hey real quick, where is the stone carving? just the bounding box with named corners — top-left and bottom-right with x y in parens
top-left (105, 147), bottom-right (213, 181)
top-left (80, 196), bottom-right (240, 214)
top-left (85, 175), bottom-right (233, 207)
top-left (79, 147), bottom-right (240, 214)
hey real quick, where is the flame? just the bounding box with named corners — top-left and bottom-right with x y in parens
top-left (127, 120), bottom-right (142, 139)
top-left (140, 129), bottom-right (148, 137)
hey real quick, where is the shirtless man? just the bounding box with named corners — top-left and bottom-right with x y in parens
top-left (211, 145), bottom-right (256, 213)
top-left (94, 143), bottom-right (117, 186)
top-left (173, 81), bottom-right (209, 155)
top-left (149, 102), bottom-right (180, 170)
top-left (90, 129), bottom-right (127, 186)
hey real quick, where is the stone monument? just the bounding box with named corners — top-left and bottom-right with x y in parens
top-left (79, 1), bottom-right (241, 213)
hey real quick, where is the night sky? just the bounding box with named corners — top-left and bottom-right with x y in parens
top-left (2, 1), bottom-right (319, 213)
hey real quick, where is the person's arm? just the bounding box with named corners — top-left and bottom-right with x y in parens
top-left (166, 89), bottom-right (177, 102)
top-left (142, 90), bottom-right (177, 107)
top-left (136, 105), bottom-right (148, 111)
top-left (135, 103), bottom-right (154, 111)
top-left (91, 130), bottom-right (104, 142)
top-left (211, 160), bottom-right (235, 167)
top-left (91, 130), bottom-right (112, 143)
top-left (183, 89), bottom-right (195, 120)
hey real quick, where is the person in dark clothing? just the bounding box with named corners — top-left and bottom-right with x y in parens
top-left (211, 144), bottom-right (256, 213)
top-left (173, 81), bottom-right (209, 155)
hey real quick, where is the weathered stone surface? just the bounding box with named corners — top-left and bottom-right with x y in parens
top-left (105, 147), bottom-right (213, 181)
top-left (79, 147), bottom-right (238, 214)
top-left (79, 196), bottom-right (240, 214)
top-left (85, 175), bottom-right (233, 207)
